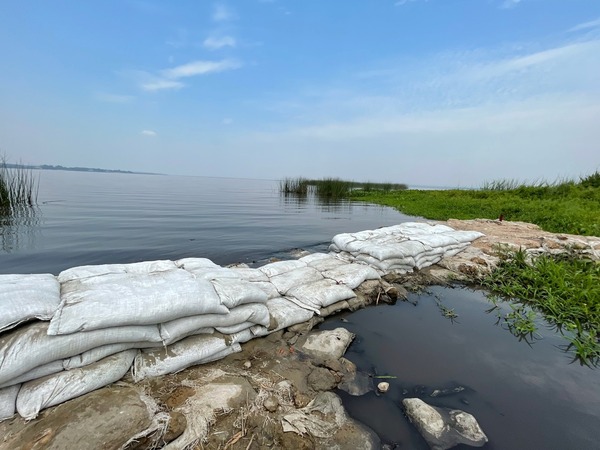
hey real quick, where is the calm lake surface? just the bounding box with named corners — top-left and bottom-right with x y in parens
top-left (1, 170), bottom-right (599, 449)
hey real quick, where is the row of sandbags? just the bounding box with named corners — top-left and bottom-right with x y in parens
top-left (0, 253), bottom-right (381, 421)
top-left (329, 222), bottom-right (484, 272)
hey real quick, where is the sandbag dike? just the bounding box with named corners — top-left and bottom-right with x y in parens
top-left (0, 222), bottom-right (484, 449)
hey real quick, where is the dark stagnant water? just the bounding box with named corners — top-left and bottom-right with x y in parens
top-left (1, 171), bottom-right (599, 449)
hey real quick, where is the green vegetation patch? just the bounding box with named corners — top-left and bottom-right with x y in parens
top-left (1, 155), bottom-right (38, 209)
top-left (350, 172), bottom-right (600, 236)
top-left (483, 249), bottom-right (600, 366)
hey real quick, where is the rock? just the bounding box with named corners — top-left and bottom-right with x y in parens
top-left (337, 358), bottom-right (372, 396)
top-left (243, 360), bottom-right (252, 369)
top-left (377, 382), bottom-right (390, 393)
top-left (299, 328), bottom-right (355, 362)
top-left (264, 395), bottom-right (279, 412)
top-left (402, 398), bottom-right (488, 450)
top-left (0, 386), bottom-right (159, 450)
top-left (308, 367), bottom-right (338, 392)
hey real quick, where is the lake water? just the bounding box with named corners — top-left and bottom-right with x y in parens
top-left (1, 170), bottom-right (599, 449)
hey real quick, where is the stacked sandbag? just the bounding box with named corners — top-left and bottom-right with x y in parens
top-left (0, 260), bottom-right (275, 421)
top-left (329, 223), bottom-right (484, 273)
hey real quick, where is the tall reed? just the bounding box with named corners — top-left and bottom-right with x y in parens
top-left (0, 156), bottom-right (39, 208)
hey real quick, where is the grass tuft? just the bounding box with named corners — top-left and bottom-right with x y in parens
top-left (0, 154), bottom-right (39, 209)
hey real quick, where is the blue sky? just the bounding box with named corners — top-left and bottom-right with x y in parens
top-left (1, 0), bottom-right (599, 187)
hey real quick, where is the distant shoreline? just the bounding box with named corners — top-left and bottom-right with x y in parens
top-left (4, 163), bottom-right (163, 176)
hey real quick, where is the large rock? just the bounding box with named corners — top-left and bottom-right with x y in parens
top-left (299, 328), bottom-right (355, 362)
top-left (0, 386), bottom-right (164, 450)
top-left (402, 398), bottom-right (488, 450)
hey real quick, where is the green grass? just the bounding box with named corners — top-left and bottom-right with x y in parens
top-left (350, 172), bottom-right (600, 236)
top-left (279, 177), bottom-right (310, 195)
top-left (483, 249), bottom-right (600, 366)
top-left (0, 155), bottom-right (38, 209)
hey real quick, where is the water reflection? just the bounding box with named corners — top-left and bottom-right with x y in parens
top-left (0, 205), bottom-right (42, 252)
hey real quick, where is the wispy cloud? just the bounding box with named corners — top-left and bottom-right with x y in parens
top-left (141, 130), bottom-right (157, 136)
top-left (500, 0), bottom-right (522, 9)
top-left (94, 92), bottom-right (134, 103)
top-left (568, 17), bottom-right (600, 33)
top-left (161, 59), bottom-right (241, 78)
top-left (203, 35), bottom-right (236, 50)
top-left (212, 3), bottom-right (235, 22)
top-left (141, 79), bottom-right (185, 92)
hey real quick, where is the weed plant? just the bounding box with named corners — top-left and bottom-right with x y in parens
top-left (483, 248), bottom-right (600, 366)
top-left (279, 177), bottom-right (310, 195)
top-left (350, 171), bottom-right (600, 236)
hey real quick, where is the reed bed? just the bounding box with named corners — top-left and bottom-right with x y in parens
top-left (279, 177), bottom-right (407, 199)
top-left (0, 156), bottom-right (39, 208)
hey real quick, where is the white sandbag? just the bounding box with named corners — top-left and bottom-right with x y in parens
top-left (267, 298), bottom-right (314, 332)
top-left (63, 341), bottom-right (160, 370)
top-left (354, 254), bottom-right (414, 272)
top-left (0, 274), bottom-right (61, 334)
top-left (322, 264), bottom-right (380, 289)
top-left (287, 279), bottom-right (356, 311)
top-left (413, 234), bottom-right (461, 248)
top-left (159, 303), bottom-right (271, 345)
top-left (0, 384), bottom-right (20, 422)
top-left (230, 267), bottom-right (269, 282)
top-left (299, 252), bottom-right (332, 265)
top-left (269, 267), bottom-right (324, 295)
top-left (215, 322), bottom-right (254, 334)
top-left (175, 257), bottom-right (219, 270)
top-left (302, 253), bottom-right (347, 272)
top-left (258, 260), bottom-right (307, 278)
top-left (58, 264), bottom-right (127, 283)
top-left (210, 278), bottom-right (268, 308)
top-left (253, 281), bottom-right (280, 299)
top-left (0, 321), bottom-right (161, 386)
top-left (188, 267), bottom-right (242, 281)
top-left (132, 335), bottom-right (237, 382)
top-left (0, 360), bottom-right (64, 389)
top-left (123, 260), bottom-right (178, 273)
top-left (362, 241), bottom-right (428, 262)
top-left (227, 326), bottom-right (269, 345)
top-left (49, 269), bottom-right (228, 335)
top-left (16, 349), bottom-right (137, 420)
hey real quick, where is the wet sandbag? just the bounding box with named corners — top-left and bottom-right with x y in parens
top-left (0, 321), bottom-right (161, 386)
top-left (0, 360), bottom-right (64, 389)
top-left (259, 260), bottom-right (307, 278)
top-left (16, 349), bottom-right (137, 421)
top-left (210, 278), bottom-right (268, 308)
top-left (287, 279), bottom-right (356, 312)
top-left (160, 303), bottom-right (270, 345)
top-left (269, 267), bottom-right (324, 295)
top-left (0, 384), bottom-right (20, 422)
top-left (63, 341), bottom-right (160, 370)
top-left (322, 263), bottom-right (380, 289)
top-left (132, 334), bottom-right (240, 382)
top-left (267, 297), bottom-right (314, 331)
top-left (227, 326), bottom-right (269, 345)
top-left (0, 274), bottom-right (61, 334)
top-left (50, 269), bottom-right (228, 335)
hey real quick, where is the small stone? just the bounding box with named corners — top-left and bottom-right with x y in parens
top-left (377, 382), bottom-right (390, 393)
top-left (243, 361), bottom-right (252, 369)
top-left (308, 367), bottom-right (338, 391)
top-left (264, 396), bottom-right (279, 412)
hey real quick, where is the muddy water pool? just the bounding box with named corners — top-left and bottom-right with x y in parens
top-left (320, 285), bottom-right (600, 449)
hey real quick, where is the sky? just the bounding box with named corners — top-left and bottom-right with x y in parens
top-left (0, 0), bottom-right (599, 187)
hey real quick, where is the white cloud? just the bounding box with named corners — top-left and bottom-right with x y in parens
top-left (161, 59), bottom-right (242, 79)
top-left (140, 79), bottom-right (185, 92)
top-left (212, 3), bottom-right (234, 22)
top-left (500, 0), bottom-right (522, 9)
top-left (94, 92), bottom-right (134, 103)
top-left (141, 130), bottom-right (157, 136)
top-left (203, 35), bottom-right (236, 50)
top-left (568, 17), bottom-right (600, 33)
